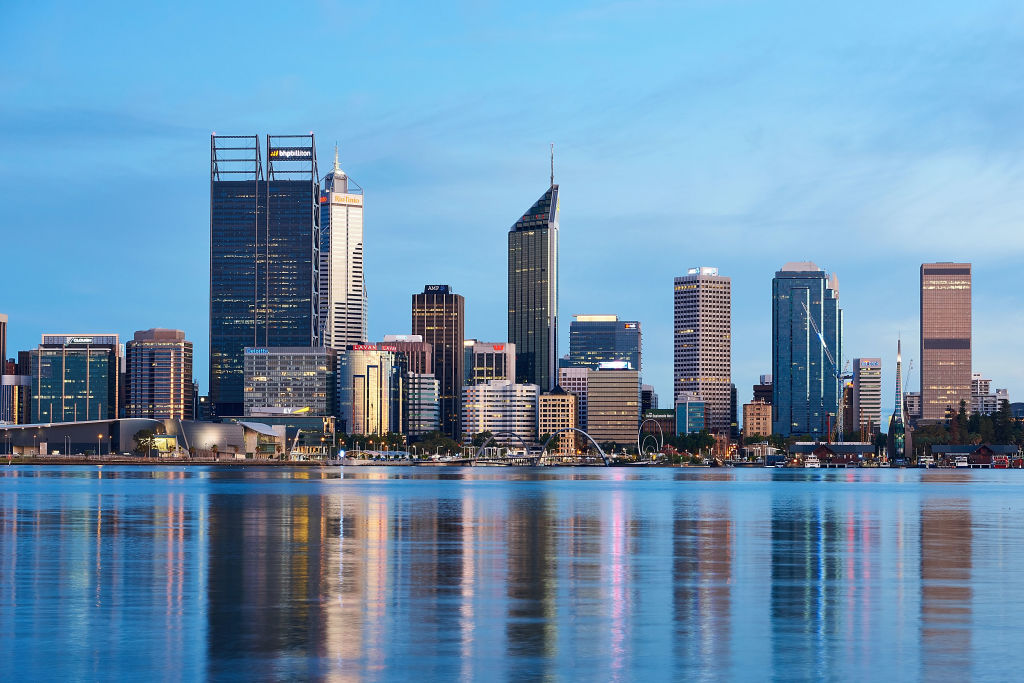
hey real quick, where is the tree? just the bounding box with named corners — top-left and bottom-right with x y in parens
top-left (133, 429), bottom-right (156, 456)
top-left (418, 431), bottom-right (461, 456)
top-left (471, 431), bottom-right (495, 448)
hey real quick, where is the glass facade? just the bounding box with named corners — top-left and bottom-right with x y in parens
top-left (406, 372), bottom-right (440, 438)
top-left (920, 263), bottom-right (971, 421)
top-left (30, 336), bottom-right (119, 422)
top-left (126, 329), bottom-right (194, 420)
top-left (411, 286), bottom-right (464, 439)
top-left (675, 397), bottom-right (706, 435)
top-left (337, 344), bottom-right (405, 435)
top-left (567, 316), bottom-right (641, 372)
top-left (243, 347), bottom-right (336, 417)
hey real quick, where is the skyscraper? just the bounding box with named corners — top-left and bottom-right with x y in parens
top-left (0, 313), bottom-right (7, 372)
top-left (412, 285), bottom-right (465, 439)
top-left (30, 334), bottom-right (120, 422)
top-left (320, 147), bottom-right (366, 349)
top-left (673, 267), bottom-right (732, 433)
top-left (772, 262), bottom-right (842, 437)
top-left (125, 329), bottom-right (194, 420)
top-left (852, 358), bottom-right (882, 435)
top-left (508, 182), bottom-right (559, 390)
top-left (567, 315), bottom-right (641, 371)
top-left (920, 262), bottom-right (971, 422)
top-left (209, 134), bottom-right (321, 417)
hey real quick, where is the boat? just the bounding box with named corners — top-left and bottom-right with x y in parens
top-left (993, 455), bottom-right (1010, 469)
top-left (954, 455), bottom-right (969, 468)
top-left (918, 455), bottom-right (934, 468)
top-left (804, 455), bottom-right (821, 469)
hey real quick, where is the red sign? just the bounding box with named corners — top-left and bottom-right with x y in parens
top-left (351, 344), bottom-right (377, 351)
top-left (493, 344), bottom-right (504, 351)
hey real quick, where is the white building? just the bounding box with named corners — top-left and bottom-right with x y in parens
top-left (460, 379), bottom-right (539, 444)
top-left (558, 366), bottom-right (589, 430)
top-left (971, 374), bottom-right (1009, 415)
top-left (464, 340), bottom-right (516, 385)
top-left (852, 358), bottom-right (882, 434)
top-left (320, 148), bottom-right (366, 349)
top-left (407, 372), bottom-right (440, 437)
top-left (673, 266), bottom-right (732, 432)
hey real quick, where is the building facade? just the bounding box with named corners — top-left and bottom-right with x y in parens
top-left (558, 366), bottom-right (589, 431)
top-left (539, 388), bottom-right (578, 456)
top-left (673, 267), bottom-right (731, 432)
top-left (382, 335), bottom-right (433, 375)
top-left (125, 329), bottom-right (194, 420)
top-left (320, 148), bottom-right (366, 349)
top-left (209, 134), bottom-right (321, 417)
top-left (675, 392), bottom-right (706, 435)
top-left (0, 313), bottom-right (6, 372)
top-left (412, 286), bottom-right (464, 439)
top-left (464, 340), bottom-right (516, 385)
top-left (508, 184), bottom-right (559, 391)
top-left (586, 366), bottom-right (639, 446)
top-left (772, 262), bottom-right (842, 437)
top-left (641, 384), bottom-right (658, 413)
top-left (567, 315), bottom-right (641, 372)
top-left (243, 346), bottom-right (336, 417)
top-left (30, 334), bottom-right (120, 423)
top-left (753, 375), bottom-right (773, 404)
top-left (337, 343), bottom-right (405, 436)
top-left (0, 375), bottom-right (31, 424)
top-left (406, 372), bottom-right (440, 438)
top-left (852, 358), bottom-right (882, 435)
top-left (742, 401), bottom-right (772, 440)
top-left (461, 380), bottom-right (539, 444)
top-left (920, 262), bottom-right (972, 422)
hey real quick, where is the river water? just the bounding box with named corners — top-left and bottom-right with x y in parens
top-left (1, 466), bottom-right (1022, 681)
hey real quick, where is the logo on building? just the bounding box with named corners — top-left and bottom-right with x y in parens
top-left (245, 348), bottom-right (269, 355)
top-left (332, 194), bottom-right (362, 206)
top-left (268, 147), bottom-right (313, 160)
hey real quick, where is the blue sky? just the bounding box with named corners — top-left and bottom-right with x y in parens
top-left (3, 0), bottom-right (1023, 422)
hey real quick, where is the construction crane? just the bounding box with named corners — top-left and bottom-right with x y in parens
top-left (801, 301), bottom-right (853, 441)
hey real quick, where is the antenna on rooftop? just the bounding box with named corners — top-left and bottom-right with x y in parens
top-left (550, 142), bottom-right (554, 187)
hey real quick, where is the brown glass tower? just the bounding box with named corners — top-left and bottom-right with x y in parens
top-left (920, 263), bottom-right (971, 422)
top-left (412, 285), bottom-right (465, 439)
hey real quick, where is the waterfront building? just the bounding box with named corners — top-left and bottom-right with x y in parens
top-left (539, 388), bottom-right (578, 456)
top-left (411, 285), bottom-right (464, 439)
top-left (675, 392), bottom-right (706, 435)
top-left (461, 379), bottom-right (539, 444)
top-left (772, 262), bottom-right (842, 437)
top-left (337, 343), bottom-right (405, 436)
top-left (0, 374), bottom-right (31, 424)
top-left (920, 262), bottom-right (971, 422)
top-left (464, 340), bottom-right (516, 385)
top-left (320, 148), bottom-right (366, 349)
top-left (753, 375), bottom-right (773, 404)
top-left (30, 334), bottom-right (119, 422)
top-left (558, 366), bottom-right (589, 431)
top-left (586, 365), bottom-right (639, 446)
top-left (673, 267), bottom-right (732, 433)
top-left (852, 358), bottom-right (882, 435)
top-left (243, 346), bottom-right (336, 417)
top-left (406, 372), bottom-right (440, 438)
top-left (742, 400), bottom-right (772, 440)
top-left (567, 315), bottom-right (641, 372)
top-left (508, 182), bottom-right (559, 391)
top-left (125, 329), bottom-right (194, 420)
top-left (209, 134), bottom-right (321, 417)
top-left (382, 335), bottom-right (433, 375)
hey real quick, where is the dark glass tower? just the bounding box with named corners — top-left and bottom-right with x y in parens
top-left (567, 315), bottom-right (641, 372)
top-left (412, 286), bottom-right (465, 439)
top-left (209, 135), bottom-right (320, 417)
top-left (508, 184), bottom-right (559, 391)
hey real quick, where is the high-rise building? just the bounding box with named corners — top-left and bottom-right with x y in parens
top-left (753, 375), bottom-right (773, 404)
top-left (920, 262), bottom-right (971, 422)
top-left (640, 384), bottom-right (658, 413)
top-left (567, 315), bottom-right (641, 372)
top-left (675, 392), bottom-right (706, 435)
top-left (461, 379), bottom-right (539, 444)
top-left (243, 346), bottom-right (336, 417)
top-left (464, 340), bottom-right (516, 385)
top-left (853, 358), bottom-right (882, 435)
top-left (30, 334), bottom-right (119, 422)
top-left (772, 262), bottom-right (842, 437)
top-left (742, 401), bottom-right (772, 440)
top-left (336, 343), bottom-right (405, 435)
top-left (382, 335), bottom-right (433, 375)
top-left (0, 375), bottom-right (31, 424)
top-left (320, 148), bottom-right (366, 349)
top-left (538, 388), bottom-right (578, 456)
top-left (209, 134), bottom-right (321, 417)
top-left (586, 365), bottom-right (639, 446)
top-left (412, 285), bottom-right (464, 439)
top-left (0, 313), bottom-right (7, 374)
top-left (558, 366), bottom-right (589, 431)
top-left (406, 373), bottom-right (440, 438)
top-left (125, 329), bottom-right (194, 420)
top-left (508, 183), bottom-right (559, 391)
top-left (673, 267), bottom-right (731, 432)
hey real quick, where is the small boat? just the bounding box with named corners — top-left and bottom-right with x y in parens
top-left (955, 455), bottom-right (969, 468)
top-left (993, 455), bottom-right (1009, 469)
top-left (804, 455), bottom-right (821, 469)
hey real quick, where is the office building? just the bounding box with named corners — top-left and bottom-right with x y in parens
top-left (30, 334), bottom-right (120, 422)
top-left (753, 375), bottom-right (773, 404)
top-left (383, 334), bottom-right (433, 375)
top-left (0, 375), bottom-right (31, 424)
top-left (320, 148), bottom-right (366, 349)
top-left (558, 366), bottom-right (589, 431)
top-left (461, 379), bottom-right (539, 444)
top-left (337, 343), bottom-right (405, 436)
top-left (243, 346), bottom-right (336, 417)
top-left (209, 134), bottom-right (321, 417)
top-left (0, 313), bottom-right (6, 373)
top-left (508, 182), bottom-right (559, 391)
top-left (742, 401), bottom-right (771, 440)
top-left (412, 285), bottom-right (464, 439)
top-left (406, 373), bottom-right (440, 438)
top-left (539, 388), bottom-right (578, 456)
top-left (675, 392), bottom-right (706, 435)
top-left (673, 267), bottom-right (732, 432)
top-left (586, 365), bottom-right (639, 446)
top-left (641, 384), bottom-right (658, 413)
top-left (852, 358), bottom-right (882, 435)
top-left (970, 373), bottom-right (1009, 416)
top-left (567, 315), bottom-right (641, 372)
top-left (920, 263), bottom-right (971, 422)
top-left (464, 340), bottom-right (516, 385)
top-left (125, 329), bottom-right (194, 420)
top-left (772, 262), bottom-right (842, 437)
top-left (905, 391), bottom-right (922, 422)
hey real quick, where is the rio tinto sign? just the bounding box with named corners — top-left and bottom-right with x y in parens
top-left (332, 193), bottom-right (362, 206)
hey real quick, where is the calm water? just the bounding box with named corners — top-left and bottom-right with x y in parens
top-left (1, 466), bottom-right (1023, 681)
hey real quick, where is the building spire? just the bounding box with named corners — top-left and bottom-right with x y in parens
top-left (334, 143), bottom-right (341, 174)
top-left (550, 142), bottom-right (554, 187)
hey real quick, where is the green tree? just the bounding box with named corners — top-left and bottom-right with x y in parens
top-left (418, 431), bottom-right (461, 456)
top-left (133, 429), bottom-right (156, 456)
top-left (471, 431), bottom-right (495, 448)
top-left (995, 399), bottom-right (1014, 443)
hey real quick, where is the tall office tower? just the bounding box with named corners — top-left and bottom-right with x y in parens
top-left (508, 182), bottom-right (559, 390)
top-left (586, 365), bottom-right (640, 446)
top-left (538, 388), bottom-right (578, 456)
top-left (567, 315), bottom-right (641, 371)
top-left (461, 379), bottom-right (539, 444)
top-left (337, 343), bottom-right (405, 435)
top-left (30, 334), bottom-right (120, 422)
top-left (0, 313), bottom-right (6, 373)
top-left (558, 367), bottom-right (589, 430)
top-left (243, 346), bottom-right (336, 417)
top-left (464, 340), bottom-right (516, 385)
top-left (920, 263), bottom-right (971, 422)
top-left (673, 267), bottom-right (732, 432)
top-left (382, 335), bottom-right (433, 375)
top-left (888, 340), bottom-right (907, 458)
top-left (406, 373), bottom-right (441, 438)
top-left (729, 383), bottom-right (739, 438)
top-left (411, 285), bottom-right (465, 439)
top-left (125, 329), bottom-right (194, 419)
top-left (209, 134), bottom-right (321, 417)
top-left (852, 358), bottom-right (882, 435)
top-left (772, 262), bottom-right (842, 437)
top-left (320, 148), bottom-right (366, 349)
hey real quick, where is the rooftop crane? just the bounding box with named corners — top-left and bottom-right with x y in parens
top-left (801, 301), bottom-right (853, 441)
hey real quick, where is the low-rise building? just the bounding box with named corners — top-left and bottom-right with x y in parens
top-left (742, 400), bottom-right (772, 440)
top-left (558, 367), bottom-right (589, 430)
top-left (407, 372), bottom-right (440, 438)
top-left (675, 392), bottom-right (705, 435)
top-left (244, 347), bottom-right (337, 417)
top-left (539, 388), bottom-right (578, 456)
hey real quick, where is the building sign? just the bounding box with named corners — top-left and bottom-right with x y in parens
top-left (492, 344), bottom-right (505, 352)
top-left (332, 193), bottom-right (362, 206)
top-left (352, 344), bottom-right (378, 351)
top-left (245, 348), bottom-right (269, 355)
top-left (68, 337), bottom-right (94, 344)
top-left (269, 147), bottom-right (312, 160)
top-left (624, 323), bottom-right (637, 329)
top-left (424, 285), bottom-right (450, 294)
top-left (379, 344), bottom-right (398, 352)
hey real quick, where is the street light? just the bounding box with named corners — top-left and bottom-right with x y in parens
top-left (97, 434), bottom-right (104, 457)
top-left (64, 435), bottom-right (70, 457)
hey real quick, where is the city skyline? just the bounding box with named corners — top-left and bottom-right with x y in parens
top-left (3, 2), bottom-right (1024, 421)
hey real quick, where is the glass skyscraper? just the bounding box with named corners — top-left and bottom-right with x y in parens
top-left (30, 334), bottom-right (119, 422)
top-left (411, 286), bottom-right (464, 439)
top-left (209, 134), bottom-right (321, 417)
top-left (567, 314), bottom-right (641, 372)
top-left (508, 184), bottom-right (559, 391)
top-left (772, 262), bottom-right (842, 437)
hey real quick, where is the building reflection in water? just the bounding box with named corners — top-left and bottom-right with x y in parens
top-left (920, 497), bottom-right (972, 680)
